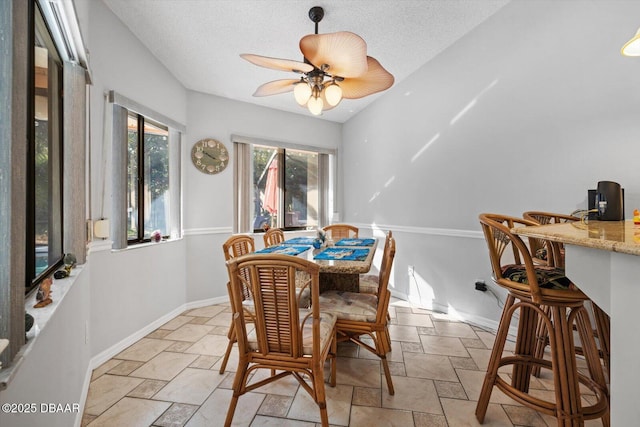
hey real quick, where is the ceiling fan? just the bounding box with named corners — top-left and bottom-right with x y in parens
top-left (240, 6), bottom-right (394, 116)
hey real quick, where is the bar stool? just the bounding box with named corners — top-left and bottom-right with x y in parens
top-left (523, 211), bottom-right (610, 378)
top-left (476, 214), bottom-right (609, 426)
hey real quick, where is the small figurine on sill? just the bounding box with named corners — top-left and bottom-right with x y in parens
top-left (63, 252), bottom-right (77, 274)
top-left (34, 276), bottom-right (53, 308)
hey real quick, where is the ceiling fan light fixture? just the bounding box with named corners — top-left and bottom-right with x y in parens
top-left (622, 27), bottom-right (640, 56)
top-left (324, 82), bottom-right (343, 106)
top-left (242, 6), bottom-right (393, 116)
top-left (307, 95), bottom-right (323, 115)
top-left (294, 81), bottom-right (312, 105)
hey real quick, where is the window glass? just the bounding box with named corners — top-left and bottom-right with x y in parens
top-left (127, 113), bottom-right (170, 243)
top-left (31, 5), bottom-right (63, 291)
top-left (143, 120), bottom-right (170, 237)
top-left (285, 149), bottom-right (318, 228)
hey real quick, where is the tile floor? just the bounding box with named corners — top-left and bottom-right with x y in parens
top-left (82, 299), bottom-right (606, 427)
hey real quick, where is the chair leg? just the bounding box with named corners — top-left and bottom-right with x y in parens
top-left (224, 357), bottom-right (248, 427)
top-left (531, 305), bottom-right (551, 377)
top-left (591, 302), bottom-right (610, 379)
top-left (219, 322), bottom-right (236, 374)
top-left (330, 329), bottom-right (337, 387)
top-left (375, 330), bottom-right (395, 395)
top-left (476, 294), bottom-right (516, 423)
top-left (574, 306), bottom-right (610, 427)
top-left (312, 362), bottom-right (330, 427)
top-left (512, 304), bottom-right (539, 392)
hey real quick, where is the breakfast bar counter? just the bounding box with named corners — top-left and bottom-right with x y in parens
top-left (513, 220), bottom-right (640, 425)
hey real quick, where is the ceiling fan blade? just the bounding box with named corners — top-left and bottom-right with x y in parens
top-left (253, 79), bottom-right (298, 97)
top-left (240, 54), bottom-right (314, 73)
top-left (339, 56), bottom-right (394, 99)
top-left (300, 31), bottom-right (368, 77)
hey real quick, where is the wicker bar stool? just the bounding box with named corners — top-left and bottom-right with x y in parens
top-left (476, 214), bottom-right (609, 427)
top-left (523, 211), bottom-right (610, 378)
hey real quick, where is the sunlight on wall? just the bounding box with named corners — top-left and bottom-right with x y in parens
top-left (410, 133), bottom-right (441, 163)
top-left (449, 79), bottom-right (499, 126)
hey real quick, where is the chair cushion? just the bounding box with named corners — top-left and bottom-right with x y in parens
top-left (246, 309), bottom-right (336, 355)
top-left (501, 265), bottom-right (575, 290)
top-left (318, 291), bottom-right (378, 322)
top-left (358, 275), bottom-right (379, 295)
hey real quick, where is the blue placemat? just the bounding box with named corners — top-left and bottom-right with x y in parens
top-left (283, 237), bottom-right (317, 245)
top-left (335, 238), bottom-right (376, 247)
top-left (255, 245), bottom-right (311, 256)
top-left (313, 247), bottom-right (370, 261)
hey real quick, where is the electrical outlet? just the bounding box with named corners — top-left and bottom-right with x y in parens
top-left (408, 265), bottom-right (415, 275)
top-left (475, 281), bottom-right (487, 292)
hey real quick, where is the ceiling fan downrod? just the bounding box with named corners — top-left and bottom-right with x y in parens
top-left (308, 6), bottom-right (324, 35)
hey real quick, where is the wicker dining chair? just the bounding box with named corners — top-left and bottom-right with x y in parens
top-left (219, 234), bottom-right (255, 374)
top-left (319, 232), bottom-right (396, 395)
top-left (322, 223), bottom-right (359, 240)
top-left (522, 211), bottom-right (610, 378)
top-left (358, 231), bottom-right (392, 295)
top-left (263, 227), bottom-right (285, 247)
top-left (224, 254), bottom-right (337, 427)
top-left (475, 214), bottom-right (608, 426)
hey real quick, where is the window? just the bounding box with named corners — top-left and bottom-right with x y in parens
top-left (127, 113), bottom-right (171, 243)
top-left (27, 2), bottom-right (64, 293)
top-left (108, 91), bottom-right (183, 249)
top-left (234, 137), bottom-right (335, 233)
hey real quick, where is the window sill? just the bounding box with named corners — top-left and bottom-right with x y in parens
top-left (88, 236), bottom-right (183, 253)
top-left (0, 265), bottom-right (85, 390)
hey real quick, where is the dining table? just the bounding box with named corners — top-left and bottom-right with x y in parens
top-left (256, 237), bottom-right (378, 293)
top-left (512, 219), bottom-right (640, 425)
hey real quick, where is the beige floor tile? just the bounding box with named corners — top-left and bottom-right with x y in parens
top-left (114, 337), bottom-right (173, 362)
top-left (257, 394), bottom-right (294, 417)
top-left (205, 312), bottom-right (233, 327)
top-left (395, 312), bottom-right (434, 328)
top-left (433, 320), bottom-right (479, 338)
top-left (352, 386), bottom-right (381, 407)
top-left (440, 397), bottom-right (513, 426)
top-left (334, 357), bottom-right (381, 388)
top-left (434, 380), bottom-right (468, 399)
top-left (251, 415), bottom-right (316, 426)
top-left (420, 335), bottom-right (470, 357)
top-left (127, 379), bottom-right (168, 399)
top-left (154, 403), bottom-right (199, 427)
top-left (413, 411), bottom-right (448, 427)
top-left (248, 369), bottom-right (302, 396)
top-left (357, 338), bottom-right (403, 362)
top-left (387, 325), bottom-right (420, 342)
top-left (349, 405), bottom-right (414, 426)
top-left (87, 397), bottom-right (171, 427)
top-left (502, 404), bottom-right (547, 426)
top-left (107, 360), bottom-right (144, 376)
top-left (466, 347), bottom-right (494, 371)
top-left (187, 305), bottom-right (227, 318)
top-left (163, 324), bottom-right (215, 342)
top-left (91, 359), bottom-right (122, 381)
top-left (186, 388), bottom-right (264, 427)
top-left (381, 375), bottom-right (441, 414)
top-left (183, 334), bottom-right (230, 356)
top-left (154, 367), bottom-right (227, 405)
top-left (129, 351), bottom-right (199, 381)
top-left (160, 315), bottom-right (196, 331)
top-left (84, 374), bottom-right (145, 416)
top-left (190, 355), bottom-right (220, 369)
top-left (404, 352), bottom-right (458, 382)
top-left (146, 329), bottom-right (173, 339)
top-left (288, 383), bottom-right (352, 426)
top-left (456, 369), bottom-right (517, 405)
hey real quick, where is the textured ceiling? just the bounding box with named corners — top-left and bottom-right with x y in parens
top-left (102, 0), bottom-right (510, 123)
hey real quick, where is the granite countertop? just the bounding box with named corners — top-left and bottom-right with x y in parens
top-left (512, 220), bottom-right (640, 256)
top-left (301, 239), bottom-right (378, 274)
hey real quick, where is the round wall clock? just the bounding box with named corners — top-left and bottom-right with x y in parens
top-left (191, 138), bottom-right (229, 174)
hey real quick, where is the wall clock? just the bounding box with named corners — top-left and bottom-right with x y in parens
top-left (191, 138), bottom-right (229, 174)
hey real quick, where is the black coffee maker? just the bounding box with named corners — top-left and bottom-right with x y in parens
top-left (588, 181), bottom-right (624, 221)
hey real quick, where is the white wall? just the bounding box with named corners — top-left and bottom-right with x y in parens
top-left (85, 0), bottom-right (189, 356)
top-left (0, 268), bottom-right (91, 427)
top-left (183, 91), bottom-right (342, 303)
top-left (342, 0), bottom-right (640, 327)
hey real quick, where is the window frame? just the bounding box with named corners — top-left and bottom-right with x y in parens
top-left (126, 112), bottom-right (170, 245)
top-left (26, 0), bottom-right (65, 294)
top-left (233, 135), bottom-right (336, 234)
top-left (108, 91), bottom-right (184, 250)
